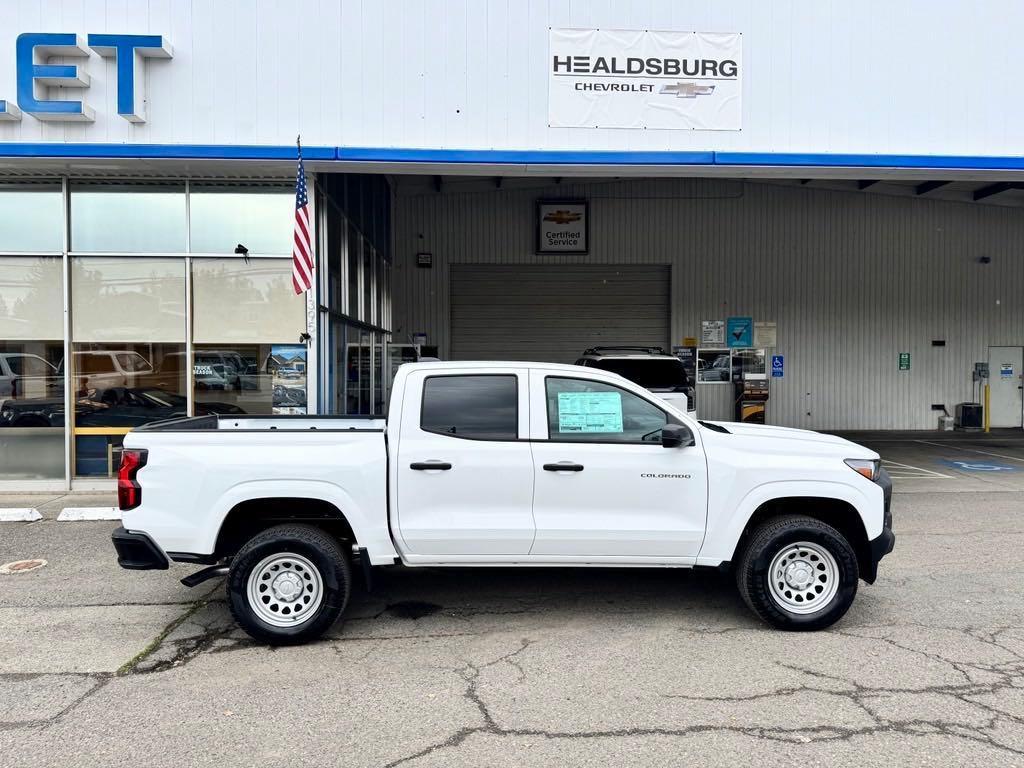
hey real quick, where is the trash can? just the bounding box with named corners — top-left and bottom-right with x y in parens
top-left (955, 402), bottom-right (983, 430)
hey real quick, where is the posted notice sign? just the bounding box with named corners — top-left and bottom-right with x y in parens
top-left (537, 200), bottom-right (588, 253)
top-left (548, 28), bottom-right (742, 130)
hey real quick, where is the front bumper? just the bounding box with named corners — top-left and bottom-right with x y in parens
top-left (862, 468), bottom-right (895, 583)
top-left (112, 526), bottom-right (169, 570)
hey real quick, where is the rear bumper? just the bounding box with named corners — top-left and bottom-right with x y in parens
top-left (112, 526), bottom-right (169, 570)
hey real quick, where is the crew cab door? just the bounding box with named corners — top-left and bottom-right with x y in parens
top-left (528, 370), bottom-right (708, 559)
top-left (394, 369), bottom-right (535, 557)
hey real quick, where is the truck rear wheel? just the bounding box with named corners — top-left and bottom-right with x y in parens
top-left (736, 515), bottom-right (858, 631)
top-left (227, 524), bottom-right (351, 645)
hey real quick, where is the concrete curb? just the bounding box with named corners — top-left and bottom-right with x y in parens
top-left (56, 507), bottom-right (122, 522)
top-left (0, 508), bottom-right (42, 522)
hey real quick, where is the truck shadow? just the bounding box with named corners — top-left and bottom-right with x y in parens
top-left (342, 565), bottom-right (752, 625)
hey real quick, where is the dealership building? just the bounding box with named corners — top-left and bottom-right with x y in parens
top-left (2, 2), bottom-right (1024, 490)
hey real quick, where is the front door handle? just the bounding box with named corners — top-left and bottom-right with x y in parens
top-left (543, 462), bottom-right (584, 472)
top-left (410, 461), bottom-right (452, 471)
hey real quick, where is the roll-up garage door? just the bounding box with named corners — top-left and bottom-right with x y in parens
top-left (450, 265), bottom-right (670, 363)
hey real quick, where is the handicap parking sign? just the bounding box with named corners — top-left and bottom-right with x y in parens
top-left (771, 355), bottom-right (784, 378)
top-left (939, 459), bottom-right (1018, 472)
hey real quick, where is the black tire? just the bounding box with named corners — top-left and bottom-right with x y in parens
top-left (227, 523), bottom-right (351, 645)
top-left (736, 515), bottom-right (859, 631)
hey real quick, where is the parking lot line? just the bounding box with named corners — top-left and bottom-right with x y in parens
top-left (915, 440), bottom-right (1024, 464)
top-left (0, 508), bottom-right (42, 522)
top-left (881, 460), bottom-right (953, 479)
top-left (56, 507), bottom-right (121, 522)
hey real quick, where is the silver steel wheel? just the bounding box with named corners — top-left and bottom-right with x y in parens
top-left (767, 541), bottom-right (839, 615)
top-left (246, 552), bottom-right (324, 628)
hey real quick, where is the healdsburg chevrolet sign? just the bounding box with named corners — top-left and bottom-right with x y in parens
top-left (548, 28), bottom-right (742, 130)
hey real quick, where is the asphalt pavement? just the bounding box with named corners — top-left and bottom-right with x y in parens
top-left (1, 435), bottom-right (1023, 767)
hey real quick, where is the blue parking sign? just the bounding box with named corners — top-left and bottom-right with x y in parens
top-left (771, 355), bottom-right (784, 378)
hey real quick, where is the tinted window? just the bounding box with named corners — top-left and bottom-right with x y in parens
top-left (421, 375), bottom-right (518, 439)
top-left (588, 358), bottom-right (688, 390)
top-left (546, 377), bottom-right (667, 443)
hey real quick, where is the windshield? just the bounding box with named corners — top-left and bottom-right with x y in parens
top-left (6, 355), bottom-right (56, 377)
top-left (115, 353), bottom-right (154, 373)
top-left (588, 358), bottom-right (689, 390)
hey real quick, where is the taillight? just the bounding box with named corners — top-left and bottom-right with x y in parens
top-left (118, 449), bottom-right (148, 511)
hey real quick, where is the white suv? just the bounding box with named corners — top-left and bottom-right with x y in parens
top-left (575, 346), bottom-right (696, 413)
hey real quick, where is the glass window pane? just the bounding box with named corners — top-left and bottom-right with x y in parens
top-left (421, 375), bottom-right (518, 439)
top-left (545, 377), bottom-right (666, 443)
top-left (697, 349), bottom-right (731, 383)
top-left (0, 257), bottom-right (64, 339)
top-left (373, 334), bottom-right (384, 415)
top-left (363, 246), bottom-right (374, 325)
top-left (587, 358), bottom-right (688, 391)
top-left (71, 184), bottom-right (185, 252)
top-left (326, 208), bottom-right (345, 310)
top-left (734, 348), bottom-right (767, 379)
top-left (344, 326), bottom-right (371, 415)
top-left (70, 342), bottom-right (186, 477)
top-left (192, 258), bottom-right (305, 344)
top-left (72, 258), bottom-right (185, 342)
top-left (0, 185), bottom-right (63, 252)
top-left (189, 187), bottom-right (293, 254)
top-left (192, 343), bottom-right (301, 417)
top-left (0, 340), bottom-right (64, 480)
top-left (347, 224), bottom-right (360, 317)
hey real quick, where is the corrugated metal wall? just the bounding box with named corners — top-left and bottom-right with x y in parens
top-left (392, 178), bottom-right (1024, 430)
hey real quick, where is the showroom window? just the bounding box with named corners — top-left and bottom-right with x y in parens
top-left (0, 256), bottom-right (65, 481)
top-left (70, 183), bottom-right (186, 253)
top-left (0, 179), bottom-right (315, 487)
top-left (318, 174), bottom-right (393, 417)
top-left (189, 185), bottom-right (293, 254)
top-left (193, 258), bottom-right (307, 417)
top-left (70, 257), bottom-right (186, 477)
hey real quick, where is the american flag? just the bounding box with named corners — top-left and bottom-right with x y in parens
top-left (291, 140), bottom-right (314, 294)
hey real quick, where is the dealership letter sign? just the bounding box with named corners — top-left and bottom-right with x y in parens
top-left (548, 28), bottom-right (741, 130)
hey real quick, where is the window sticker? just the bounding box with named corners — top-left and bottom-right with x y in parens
top-left (557, 391), bottom-right (623, 433)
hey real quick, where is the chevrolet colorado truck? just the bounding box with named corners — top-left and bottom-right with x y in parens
top-left (112, 361), bottom-right (894, 644)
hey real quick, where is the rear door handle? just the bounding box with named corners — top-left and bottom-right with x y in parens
top-left (543, 462), bottom-right (584, 472)
top-left (410, 461), bottom-right (452, 471)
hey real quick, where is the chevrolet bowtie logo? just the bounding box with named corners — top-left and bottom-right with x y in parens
top-left (543, 210), bottom-right (582, 225)
top-left (660, 82), bottom-right (716, 99)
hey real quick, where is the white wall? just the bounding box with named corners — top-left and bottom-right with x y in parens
top-left (392, 177), bottom-right (1024, 430)
top-left (2, 0), bottom-right (1023, 157)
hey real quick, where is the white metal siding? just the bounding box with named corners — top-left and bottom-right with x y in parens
top-left (449, 265), bottom-right (670, 363)
top-left (2, 1), bottom-right (1024, 157)
top-left (393, 178), bottom-right (1024, 430)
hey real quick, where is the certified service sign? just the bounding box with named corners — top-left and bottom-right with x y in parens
top-left (537, 200), bottom-right (588, 254)
top-left (548, 28), bottom-right (742, 130)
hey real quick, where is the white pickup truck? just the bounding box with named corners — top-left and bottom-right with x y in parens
top-left (112, 361), bottom-right (894, 644)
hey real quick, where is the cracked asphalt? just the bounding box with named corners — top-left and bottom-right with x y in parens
top-left (2, 441), bottom-right (1024, 766)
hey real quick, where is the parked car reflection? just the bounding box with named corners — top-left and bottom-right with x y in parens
top-left (0, 386), bottom-right (244, 428)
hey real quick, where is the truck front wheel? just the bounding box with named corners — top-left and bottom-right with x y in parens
top-left (227, 524), bottom-right (351, 645)
top-left (736, 515), bottom-right (858, 631)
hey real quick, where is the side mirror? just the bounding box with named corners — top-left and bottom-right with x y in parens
top-left (661, 423), bottom-right (692, 448)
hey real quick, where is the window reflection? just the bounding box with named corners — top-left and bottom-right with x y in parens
top-left (72, 258), bottom-right (186, 343)
top-left (0, 185), bottom-right (63, 252)
top-left (70, 184), bottom-right (186, 252)
top-left (189, 187), bottom-right (293, 254)
top-left (192, 258), bottom-right (305, 344)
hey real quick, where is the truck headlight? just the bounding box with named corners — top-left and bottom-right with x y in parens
top-left (844, 458), bottom-right (881, 481)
